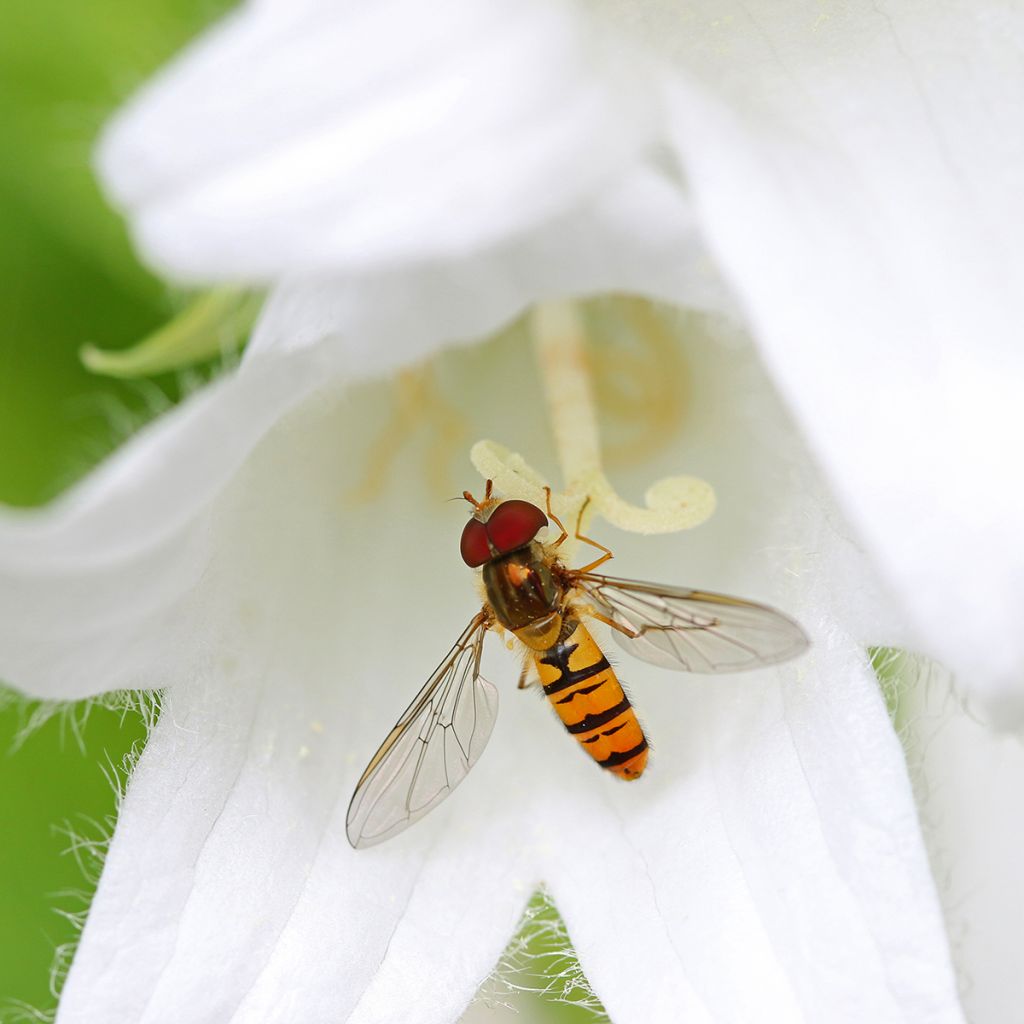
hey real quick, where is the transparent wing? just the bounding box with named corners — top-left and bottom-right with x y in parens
top-left (575, 573), bottom-right (809, 674)
top-left (346, 613), bottom-right (497, 850)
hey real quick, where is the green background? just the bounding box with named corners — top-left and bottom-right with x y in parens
top-left (0, 4), bottom-right (598, 1020)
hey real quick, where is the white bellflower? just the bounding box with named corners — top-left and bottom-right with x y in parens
top-left (1, 1), bottom-right (1022, 1021)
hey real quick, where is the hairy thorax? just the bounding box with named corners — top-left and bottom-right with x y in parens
top-left (481, 542), bottom-right (564, 651)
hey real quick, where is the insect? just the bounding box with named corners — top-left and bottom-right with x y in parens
top-left (346, 482), bottom-right (809, 849)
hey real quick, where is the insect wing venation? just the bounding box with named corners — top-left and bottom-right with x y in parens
top-left (575, 574), bottom-right (809, 673)
top-left (345, 614), bottom-right (497, 849)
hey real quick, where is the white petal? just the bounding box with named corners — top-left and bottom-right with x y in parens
top-left (907, 661), bottom-right (1024, 1023)
top-left (59, 675), bottom-right (531, 1024)
top-left (54, 311), bottom-right (959, 1022)
top-left (98, 0), bottom-right (661, 281)
top-left (546, 649), bottom-right (962, 1023)
top-left (341, 768), bottom-right (536, 1023)
top-left (536, 328), bottom-right (962, 1022)
top-left (248, 162), bottom-right (731, 375)
top-left (601, 0), bottom-right (1024, 722)
top-left (57, 386), bottom-right (539, 1022)
top-left (0, 157), bottom-right (730, 705)
top-left (0, 349), bottom-right (327, 700)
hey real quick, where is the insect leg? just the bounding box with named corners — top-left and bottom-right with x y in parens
top-left (517, 663), bottom-right (538, 690)
top-left (578, 604), bottom-right (641, 639)
top-left (573, 496), bottom-right (615, 573)
top-left (544, 486), bottom-right (569, 548)
top-left (472, 611), bottom-right (490, 676)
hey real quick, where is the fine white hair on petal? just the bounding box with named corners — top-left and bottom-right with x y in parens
top-left (247, 161), bottom-right (733, 378)
top-left (97, 0), bottom-right (664, 281)
top-left (595, 0), bottom-right (1024, 725)
top-left (899, 655), bottom-right (1024, 1024)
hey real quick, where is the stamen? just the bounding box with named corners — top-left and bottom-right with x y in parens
top-left (352, 367), bottom-right (467, 501)
top-left (597, 297), bottom-right (689, 465)
top-left (471, 299), bottom-right (714, 543)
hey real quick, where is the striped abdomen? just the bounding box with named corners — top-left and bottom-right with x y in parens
top-left (536, 619), bottom-right (648, 779)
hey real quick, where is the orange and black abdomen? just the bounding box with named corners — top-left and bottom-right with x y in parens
top-left (536, 620), bottom-right (648, 779)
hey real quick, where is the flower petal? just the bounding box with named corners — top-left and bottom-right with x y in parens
top-left (0, 157), bottom-right (730, 705)
top-left (58, 674), bottom-right (534, 1024)
top-left (611, 0), bottom-right (1024, 722)
top-left (55, 309), bottom-right (960, 1022)
top-left (340, 766), bottom-right (537, 1023)
top-left (98, 0), bottom-right (662, 281)
top-left (537, 319), bottom-right (962, 1022)
top-left (0, 349), bottom-right (328, 700)
top-left (56, 386), bottom-right (540, 1022)
top-left (247, 162), bottom-right (731, 374)
top-left (544, 650), bottom-right (963, 1022)
top-left (906, 657), bottom-right (1024, 1023)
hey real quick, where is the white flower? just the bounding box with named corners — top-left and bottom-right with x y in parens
top-left (1, 299), bottom-right (963, 1023)
top-left (98, 0), bottom-right (1024, 724)
top-left (1, 0), bottom-right (1020, 1020)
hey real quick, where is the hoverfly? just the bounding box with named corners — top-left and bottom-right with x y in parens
top-left (346, 482), bottom-right (809, 849)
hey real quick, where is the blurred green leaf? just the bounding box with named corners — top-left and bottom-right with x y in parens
top-left (0, 0), bottom-right (234, 507)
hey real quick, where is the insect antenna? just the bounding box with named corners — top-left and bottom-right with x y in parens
top-left (462, 479), bottom-right (494, 510)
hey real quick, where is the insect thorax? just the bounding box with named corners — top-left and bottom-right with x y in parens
top-left (482, 543), bottom-right (563, 639)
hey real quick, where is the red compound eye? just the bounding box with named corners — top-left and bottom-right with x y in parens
top-left (460, 518), bottom-right (492, 567)
top-left (486, 500), bottom-right (548, 555)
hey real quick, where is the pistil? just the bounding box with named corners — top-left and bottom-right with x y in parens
top-left (471, 298), bottom-right (715, 552)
